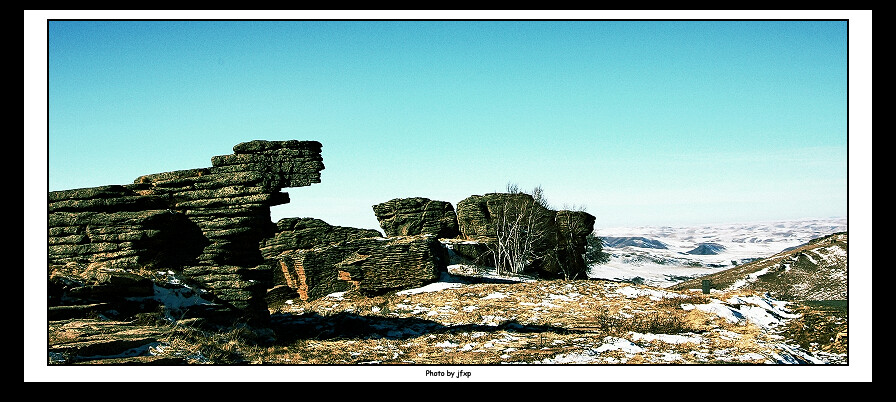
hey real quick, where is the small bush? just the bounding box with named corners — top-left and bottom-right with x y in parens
top-left (582, 307), bottom-right (696, 336)
top-left (584, 233), bottom-right (611, 265)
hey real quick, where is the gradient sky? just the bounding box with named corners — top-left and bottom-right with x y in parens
top-left (41, 16), bottom-right (854, 231)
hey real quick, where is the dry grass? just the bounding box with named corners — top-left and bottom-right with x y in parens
top-left (235, 280), bottom-right (805, 365)
top-left (50, 278), bottom-right (845, 365)
top-left (776, 300), bottom-right (848, 355)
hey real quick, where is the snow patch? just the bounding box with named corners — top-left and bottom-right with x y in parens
top-left (616, 286), bottom-right (683, 300)
top-left (726, 267), bottom-right (772, 291)
top-left (689, 295), bottom-right (798, 329)
top-left (631, 332), bottom-right (703, 345)
top-left (595, 336), bottom-right (645, 354)
top-left (396, 281), bottom-right (462, 295)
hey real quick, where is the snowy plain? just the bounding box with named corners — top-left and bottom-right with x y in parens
top-left (588, 217), bottom-right (848, 288)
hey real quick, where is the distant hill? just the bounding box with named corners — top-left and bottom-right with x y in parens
top-left (602, 236), bottom-right (668, 249)
top-left (669, 232), bottom-right (847, 301)
top-left (685, 242), bottom-right (726, 255)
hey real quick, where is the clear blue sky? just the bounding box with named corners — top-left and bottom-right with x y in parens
top-left (39, 15), bottom-right (856, 231)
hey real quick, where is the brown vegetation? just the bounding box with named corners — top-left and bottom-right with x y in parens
top-left (49, 275), bottom-right (844, 365)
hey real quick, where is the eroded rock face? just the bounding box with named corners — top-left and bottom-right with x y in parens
top-left (261, 216), bottom-right (447, 302)
top-left (554, 210), bottom-right (597, 278)
top-left (455, 193), bottom-right (596, 279)
top-left (455, 193), bottom-right (555, 241)
top-left (48, 140), bottom-right (325, 321)
top-left (372, 197), bottom-right (460, 239)
top-left (274, 236), bottom-right (447, 301)
top-left (47, 139), bottom-right (599, 319)
top-left (260, 217), bottom-right (388, 301)
top-left (260, 217), bottom-right (382, 258)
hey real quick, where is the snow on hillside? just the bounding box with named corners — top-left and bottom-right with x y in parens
top-left (589, 217), bottom-right (847, 288)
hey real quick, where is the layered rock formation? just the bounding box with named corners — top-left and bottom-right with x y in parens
top-left (48, 140), bottom-right (325, 321)
top-left (455, 193), bottom-right (596, 279)
top-left (48, 139), bottom-right (599, 322)
top-left (372, 197), bottom-right (460, 238)
top-left (272, 235), bottom-right (446, 302)
top-left (365, 193), bottom-right (597, 279)
top-left (260, 217), bottom-right (382, 258)
top-left (261, 217), bottom-right (448, 303)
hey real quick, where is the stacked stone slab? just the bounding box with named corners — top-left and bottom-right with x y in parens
top-left (48, 140), bottom-right (325, 320)
top-left (260, 217), bottom-right (382, 257)
top-left (260, 217), bottom-right (448, 301)
top-left (259, 217), bottom-right (380, 300)
top-left (455, 193), bottom-right (596, 279)
top-left (372, 197), bottom-right (460, 239)
top-left (271, 235), bottom-right (446, 301)
top-left (48, 185), bottom-right (194, 269)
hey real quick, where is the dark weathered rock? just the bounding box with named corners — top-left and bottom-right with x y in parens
top-left (455, 193), bottom-right (595, 279)
top-left (372, 197), bottom-right (460, 239)
top-left (455, 193), bottom-right (555, 241)
top-left (64, 271), bottom-right (156, 300)
top-left (275, 236), bottom-right (447, 301)
top-left (47, 140), bottom-right (326, 321)
top-left (341, 236), bottom-right (448, 295)
top-left (48, 319), bottom-right (172, 364)
top-left (553, 210), bottom-right (597, 279)
top-left (47, 264), bottom-right (167, 321)
top-left (48, 303), bottom-right (115, 321)
top-left (260, 217), bottom-right (382, 259)
top-left (265, 284), bottom-right (300, 312)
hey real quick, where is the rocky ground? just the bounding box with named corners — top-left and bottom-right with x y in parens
top-left (46, 265), bottom-right (847, 367)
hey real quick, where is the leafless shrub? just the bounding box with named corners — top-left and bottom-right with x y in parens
top-left (489, 184), bottom-right (555, 276)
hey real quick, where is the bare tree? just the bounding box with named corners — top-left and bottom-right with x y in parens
top-left (488, 184), bottom-right (555, 277)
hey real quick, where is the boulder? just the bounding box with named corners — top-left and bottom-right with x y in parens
top-left (372, 197), bottom-right (460, 239)
top-left (553, 210), bottom-right (597, 278)
top-left (275, 235), bottom-right (447, 300)
top-left (260, 217), bottom-right (382, 259)
top-left (455, 193), bottom-right (595, 279)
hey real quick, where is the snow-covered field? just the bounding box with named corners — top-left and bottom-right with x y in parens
top-left (589, 217), bottom-right (848, 288)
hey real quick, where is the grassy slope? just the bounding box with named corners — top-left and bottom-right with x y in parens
top-left (668, 232), bottom-right (847, 302)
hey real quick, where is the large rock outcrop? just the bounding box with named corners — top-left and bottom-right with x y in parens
top-left (372, 197), bottom-right (460, 239)
top-left (48, 140), bottom-right (325, 321)
top-left (261, 217), bottom-right (447, 303)
top-left (455, 193), bottom-right (596, 279)
top-left (48, 138), bottom-right (600, 320)
top-left (272, 235), bottom-right (447, 301)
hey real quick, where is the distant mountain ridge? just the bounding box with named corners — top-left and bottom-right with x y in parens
top-left (685, 242), bottom-right (726, 255)
top-left (602, 236), bottom-right (668, 249)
